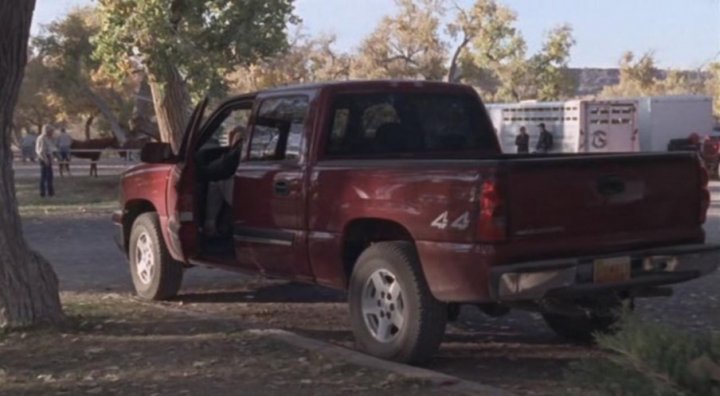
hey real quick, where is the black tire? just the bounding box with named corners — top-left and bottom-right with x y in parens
top-left (541, 297), bottom-right (626, 342)
top-left (128, 212), bottom-right (183, 300)
top-left (348, 241), bottom-right (447, 364)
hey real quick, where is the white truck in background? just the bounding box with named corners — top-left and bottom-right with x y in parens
top-left (487, 95), bottom-right (714, 154)
top-left (636, 96), bottom-right (714, 151)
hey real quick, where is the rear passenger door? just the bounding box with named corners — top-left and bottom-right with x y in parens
top-left (232, 95), bottom-right (312, 279)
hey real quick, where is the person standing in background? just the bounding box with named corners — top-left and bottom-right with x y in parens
top-left (36, 125), bottom-right (56, 197)
top-left (56, 127), bottom-right (73, 176)
top-left (515, 126), bottom-right (529, 154)
top-left (536, 123), bottom-right (554, 153)
top-left (21, 131), bottom-right (37, 162)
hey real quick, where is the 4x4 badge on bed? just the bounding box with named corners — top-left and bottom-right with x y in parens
top-left (431, 211), bottom-right (470, 231)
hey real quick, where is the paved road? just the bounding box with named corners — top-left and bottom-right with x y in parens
top-left (22, 182), bottom-right (720, 395)
top-left (23, 213), bottom-right (245, 293)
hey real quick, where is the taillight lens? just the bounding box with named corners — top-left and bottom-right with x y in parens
top-left (477, 179), bottom-right (507, 242)
top-left (699, 159), bottom-right (710, 224)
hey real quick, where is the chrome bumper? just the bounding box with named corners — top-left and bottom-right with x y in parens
top-left (490, 244), bottom-right (720, 301)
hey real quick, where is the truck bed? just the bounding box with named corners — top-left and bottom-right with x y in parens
top-left (494, 151), bottom-right (705, 263)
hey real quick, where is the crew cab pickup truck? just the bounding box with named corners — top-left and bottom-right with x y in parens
top-left (114, 81), bottom-right (719, 363)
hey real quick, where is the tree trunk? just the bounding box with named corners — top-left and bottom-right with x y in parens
top-left (447, 36), bottom-right (470, 83)
top-left (130, 74), bottom-right (160, 141)
top-left (84, 114), bottom-right (95, 140)
top-left (82, 86), bottom-right (128, 145)
top-left (147, 64), bottom-right (192, 153)
top-left (0, 0), bottom-right (63, 328)
top-left (10, 122), bottom-right (22, 148)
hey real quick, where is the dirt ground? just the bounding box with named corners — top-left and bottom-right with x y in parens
top-left (6, 172), bottom-right (720, 395)
top-left (0, 293), bottom-right (440, 396)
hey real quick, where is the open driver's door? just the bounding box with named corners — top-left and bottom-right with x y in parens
top-left (166, 98), bottom-right (209, 262)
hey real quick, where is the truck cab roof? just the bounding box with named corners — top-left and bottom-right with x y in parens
top-left (237, 80), bottom-right (477, 99)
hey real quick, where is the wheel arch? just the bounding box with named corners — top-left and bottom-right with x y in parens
top-left (341, 218), bottom-right (416, 286)
top-left (122, 199), bottom-right (157, 254)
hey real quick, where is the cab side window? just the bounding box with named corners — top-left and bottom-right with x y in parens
top-left (199, 107), bottom-right (251, 151)
top-left (249, 96), bottom-right (309, 161)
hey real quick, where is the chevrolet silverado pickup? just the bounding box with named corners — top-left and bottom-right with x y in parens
top-left (113, 81), bottom-right (719, 363)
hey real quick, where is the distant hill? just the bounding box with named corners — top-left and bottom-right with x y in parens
top-left (568, 68), bottom-right (708, 97)
top-left (569, 68), bottom-right (621, 96)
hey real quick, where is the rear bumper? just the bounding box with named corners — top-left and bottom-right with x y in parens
top-left (489, 244), bottom-right (720, 301)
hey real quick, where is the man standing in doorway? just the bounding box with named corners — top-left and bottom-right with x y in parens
top-left (57, 127), bottom-right (73, 176)
top-left (536, 123), bottom-right (554, 153)
top-left (36, 125), bottom-right (56, 197)
top-left (515, 126), bottom-right (529, 154)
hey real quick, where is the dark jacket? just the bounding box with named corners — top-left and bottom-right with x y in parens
top-left (536, 130), bottom-right (554, 153)
top-left (196, 141), bottom-right (243, 181)
top-left (515, 133), bottom-right (529, 153)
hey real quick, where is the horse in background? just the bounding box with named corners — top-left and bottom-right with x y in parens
top-left (65, 137), bottom-right (118, 177)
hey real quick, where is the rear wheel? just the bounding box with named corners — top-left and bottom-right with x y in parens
top-left (541, 296), bottom-right (627, 342)
top-left (348, 241), bottom-right (447, 364)
top-left (128, 212), bottom-right (183, 300)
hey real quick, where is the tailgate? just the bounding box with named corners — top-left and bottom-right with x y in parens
top-left (504, 153), bottom-right (702, 245)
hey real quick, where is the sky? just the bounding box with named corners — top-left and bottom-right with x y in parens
top-left (32, 0), bottom-right (720, 69)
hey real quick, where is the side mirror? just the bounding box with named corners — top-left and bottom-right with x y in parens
top-left (140, 142), bottom-right (175, 163)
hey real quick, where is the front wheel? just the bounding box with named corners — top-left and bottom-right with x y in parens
top-left (348, 241), bottom-right (447, 364)
top-left (128, 212), bottom-right (184, 300)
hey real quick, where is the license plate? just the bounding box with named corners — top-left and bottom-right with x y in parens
top-left (594, 257), bottom-right (631, 284)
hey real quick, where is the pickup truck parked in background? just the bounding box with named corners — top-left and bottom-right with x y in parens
top-left (114, 81), bottom-right (719, 363)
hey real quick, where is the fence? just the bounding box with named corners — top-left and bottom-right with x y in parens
top-left (14, 148), bottom-right (142, 164)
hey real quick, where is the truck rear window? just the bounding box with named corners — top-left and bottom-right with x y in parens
top-left (325, 93), bottom-right (497, 158)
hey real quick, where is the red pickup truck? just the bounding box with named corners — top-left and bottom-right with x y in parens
top-left (114, 81), bottom-right (718, 363)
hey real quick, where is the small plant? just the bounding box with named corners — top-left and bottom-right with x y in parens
top-left (566, 314), bottom-right (720, 396)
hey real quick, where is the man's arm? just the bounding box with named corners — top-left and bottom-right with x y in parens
top-left (204, 148), bottom-right (241, 181)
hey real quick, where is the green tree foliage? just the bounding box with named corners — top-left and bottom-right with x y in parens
top-left (450, 0), bottom-right (528, 101)
top-left (352, 0), bottom-right (447, 80)
top-left (93, 0), bottom-right (297, 149)
top-left (444, 0), bottom-right (576, 102)
top-left (656, 69), bottom-right (707, 96)
top-left (33, 7), bottom-right (133, 142)
top-left (601, 51), bottom-right (660, 97)
top-left (229, 31), bottom-right (351, 92)
top-left (601, 52), bottom-right (714, 104)
top-left (13, 57), bottom-right (58, 136)
top-left (530, 24), bottom-right (577, 101)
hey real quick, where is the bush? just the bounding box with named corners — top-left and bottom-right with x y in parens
top-left (566, 314), bottom-right (720, 396)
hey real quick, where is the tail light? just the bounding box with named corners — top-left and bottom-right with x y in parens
top-left (699, 159), bottom-right (710, 224)
top-left (477, 178), bottom-right (507, 242)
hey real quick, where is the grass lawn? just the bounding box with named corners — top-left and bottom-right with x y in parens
top-left (15, 176), bottom-right (119, 217)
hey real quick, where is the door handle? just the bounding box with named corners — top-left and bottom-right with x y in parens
top-left (274, 180), bottom-right (290, 196)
